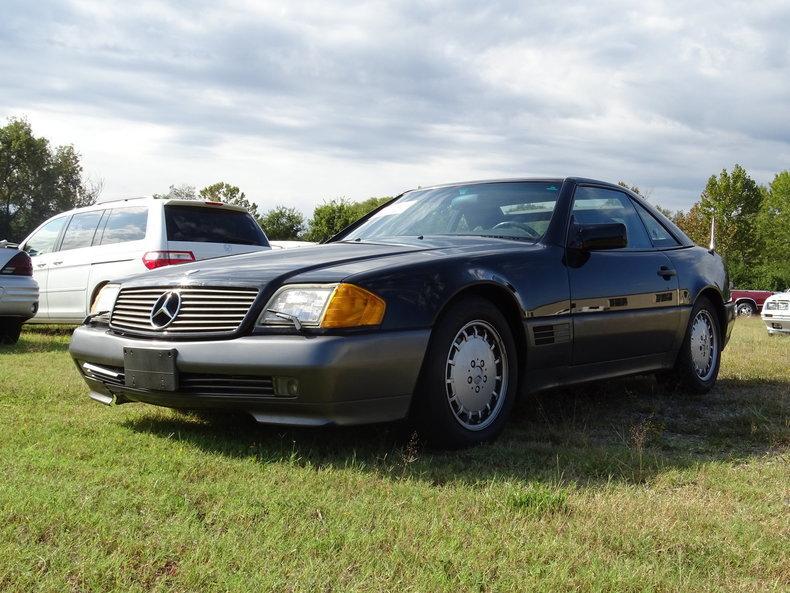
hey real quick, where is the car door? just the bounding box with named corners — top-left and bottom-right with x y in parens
top-left (567, 186), bottom-right (680, 365)
top-left (20, 216), bottom-right (69, 320)
top-left (46, 209), bottom-right (105, 321)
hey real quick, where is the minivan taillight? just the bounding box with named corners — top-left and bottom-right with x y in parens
top-left (1, 252), bottom-right (33, 276)
top-left (142, 251), bottom-right (196, 270)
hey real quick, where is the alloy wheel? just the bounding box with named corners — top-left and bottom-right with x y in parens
top-left (445, 320), bottom-right (508, 431)
top-left (689, 309), bottom-right (718, 381)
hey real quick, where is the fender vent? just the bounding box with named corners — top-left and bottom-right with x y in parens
top-left (656, 291), bottom-right (673, 303)
top-left (609, 297), bottom-right (628, 307)
top-left (532, 323), bottom-right (570, 346)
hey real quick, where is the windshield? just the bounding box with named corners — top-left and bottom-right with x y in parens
top-left (340, 181), bottom-right (562, 242)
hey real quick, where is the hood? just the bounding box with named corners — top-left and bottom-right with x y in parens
top-left (119, 236), bottom-right (533, 290)
top-left (120, 238), bottom-right (436, 289)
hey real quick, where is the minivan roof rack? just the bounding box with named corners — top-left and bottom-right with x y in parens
top-left (94, 195), bottom-right (150, 204)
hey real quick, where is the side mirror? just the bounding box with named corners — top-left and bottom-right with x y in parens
top-left (572, 223), bottom-right (627, 251)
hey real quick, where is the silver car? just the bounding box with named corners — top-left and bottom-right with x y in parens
top-left (0, 242), bottom-right (39, 344)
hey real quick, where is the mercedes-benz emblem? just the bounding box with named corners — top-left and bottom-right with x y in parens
top-left (149, 291), bottom-right (182, 329)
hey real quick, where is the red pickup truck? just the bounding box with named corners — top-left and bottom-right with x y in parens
top-left (731, 289), bottom-right (776, 316)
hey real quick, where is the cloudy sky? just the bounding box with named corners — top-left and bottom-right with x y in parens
top-left (2, 0), bottom-right (789, 213)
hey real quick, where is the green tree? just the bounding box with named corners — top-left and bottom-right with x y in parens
top-left (304, 198), bottom-right (357, 242)
top-left (350, 196), bottom-right (392, 219)
top-left (0, 117), bottom-right (99, 241)
top-left (259, 205), bottom-right (305, 240)
top-left (304, 196), bottom-right (392, 242)
top-left (673, 203), bottom-right (710, 246)
top-left (198, 182), bottom-right (261, 220)
top-left (752, 171), bottom-right (790, 289)
top-left (700, 165), bottom-right (763, 256)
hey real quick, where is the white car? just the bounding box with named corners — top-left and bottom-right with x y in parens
top-left (19, 197), bottom-right (271, 324)
top-left (761, 290), bottom-right (790, 335)
top-left (0, 242), bottom-right (39, 344)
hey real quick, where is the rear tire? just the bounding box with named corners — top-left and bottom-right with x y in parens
top-left (0, 318), bottom-right (23, 345)
top-left (411, 296), bottom-right (518, 448)
top-left (667, 297), bottom-right (722, 393)
top-left (736, 301), bottom-right (756, 317)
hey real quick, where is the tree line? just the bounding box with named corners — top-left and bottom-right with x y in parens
top-left (152, 182), bottom-right (392, 243)
top-left (2, 118), bottom-right (787, 289)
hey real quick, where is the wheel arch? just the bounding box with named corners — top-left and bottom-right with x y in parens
top-left (87, 280), bottom-right (110, 312)
top-left (734, 297), bottom-right (757, 310)
top-left (698, 286), bottom-right (727, 339)
top-left (426, 282), bottom-right (528, 393)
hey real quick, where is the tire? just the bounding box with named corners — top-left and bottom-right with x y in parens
top-left (667, 297), bottom-right (722, 393)
top-left (411, 296), bottom-right (518, 448)
top-left (736, 302), bottom-right (756, 317)
top-left (0, 318), bottom-right (23, 345)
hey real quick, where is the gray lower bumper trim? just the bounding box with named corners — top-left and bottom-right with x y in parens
top-left (70, 326), bottom-right (431, 426)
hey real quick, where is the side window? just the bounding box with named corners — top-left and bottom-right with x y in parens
top-left (571, 187), bottom-right (652, 249)
top-left (632, 200), bottom-right (680, 248)
top-left (99, 207), bottom-right (148, 245)
top-left (23, 217), bottom-right (67, 256)
top-left (60, 211), bottom-right (104, 251)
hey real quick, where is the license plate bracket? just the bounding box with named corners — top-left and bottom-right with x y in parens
top-left (124, 347), bottom-right (178, 391)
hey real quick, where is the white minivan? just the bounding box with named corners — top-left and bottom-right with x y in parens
top-left (20, 197), bottom-right (271, 323)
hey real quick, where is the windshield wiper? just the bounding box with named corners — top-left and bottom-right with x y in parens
top-left (475, 234), bottom-right (537, 242)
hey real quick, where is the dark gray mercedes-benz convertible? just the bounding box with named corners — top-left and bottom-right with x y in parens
top-left (70, 178), bottom-right (736, 447)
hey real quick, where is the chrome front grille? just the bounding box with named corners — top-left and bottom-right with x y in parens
top-left (110, 286), bottom-right (259, 334)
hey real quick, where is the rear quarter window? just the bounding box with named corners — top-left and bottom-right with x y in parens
top-left (60, 211), bottom-right (104, 251)
top-left (632, 200), bottom-right (680, 248)
top-left (164, 205), bottom-right (268, 246)
top-left (100, 207), bottom-right (148, 245)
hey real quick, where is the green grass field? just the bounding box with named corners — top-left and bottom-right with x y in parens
top-left (1, 319), bottom-right (788, 592)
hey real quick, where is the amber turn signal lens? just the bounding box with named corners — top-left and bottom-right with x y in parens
top-left (320, 284), bottom-right (386, 328)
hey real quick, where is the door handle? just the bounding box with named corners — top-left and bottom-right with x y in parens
top-left (52, 261), bottom-right (63, 265)
top-left (36, 263), bottom-right (47, 268)
top-left (658, 266), bottom-right (676, 278)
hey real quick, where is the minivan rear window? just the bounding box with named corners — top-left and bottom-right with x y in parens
top-left (164, 205), bottom-right (268, 246)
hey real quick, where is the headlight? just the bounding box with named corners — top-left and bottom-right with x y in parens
top-left (258, 283), bottom-right (386, 329)
top-left (91, 284), bottom-right (121, 315)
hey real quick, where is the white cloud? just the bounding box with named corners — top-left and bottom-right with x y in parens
top-left (1, 0), bottom-right (789, 213)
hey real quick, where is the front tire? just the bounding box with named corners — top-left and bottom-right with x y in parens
top-left (411, 296), bottom-right (518, 448)
top-left (668, 297), bottom-right (722, 393)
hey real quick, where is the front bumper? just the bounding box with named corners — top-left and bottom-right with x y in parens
top-left (0, 277), bottom-right (39, 319)
top-left (69, 325), bottom-right (431, 426)
top-left (761, 313), bottom-right (790, 334)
